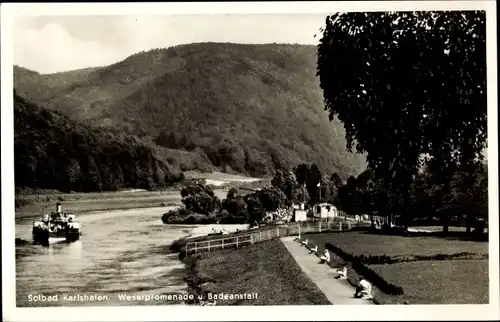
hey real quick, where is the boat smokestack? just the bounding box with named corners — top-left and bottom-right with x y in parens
top-left (56, 203), bottom-right (62, 213)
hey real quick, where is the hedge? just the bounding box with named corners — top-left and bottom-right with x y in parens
top-left (325, 243), bottom-right (404, 295)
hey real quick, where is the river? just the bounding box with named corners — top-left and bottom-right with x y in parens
top-left (15, 190), bottom-right (241, 307)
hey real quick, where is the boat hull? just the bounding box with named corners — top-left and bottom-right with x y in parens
top-left (32, 228), bottom-right (81, 244)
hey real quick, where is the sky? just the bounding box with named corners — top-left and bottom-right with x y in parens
top-left (14, 14), bottom-right (327, 74)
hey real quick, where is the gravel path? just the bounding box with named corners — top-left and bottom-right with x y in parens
top-left (280, 236), bottom-right (375, 305)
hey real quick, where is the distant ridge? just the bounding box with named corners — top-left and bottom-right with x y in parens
top-left (14, 42), bottom-right (366, 180)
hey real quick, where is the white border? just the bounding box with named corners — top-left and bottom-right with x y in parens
top-left (2, 1), bottom-right (498, 321)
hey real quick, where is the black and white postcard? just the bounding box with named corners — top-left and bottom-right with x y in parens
top-left (2, 1), bottom-right (498, 321)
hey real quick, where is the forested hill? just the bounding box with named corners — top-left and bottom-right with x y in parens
top-left (14, 92), bottom-right (184, 192)
top-left (14, 42), bottom-right (366, 179)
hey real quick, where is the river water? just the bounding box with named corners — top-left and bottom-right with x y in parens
top-left (15, 191), bottom-right (240, 307)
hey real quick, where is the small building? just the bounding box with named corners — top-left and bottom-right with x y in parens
top-left (312, 203), bottom-right (338, 218)
top-left (293, 209), bottom-right (307, 222)
top-left (292, 203), bottom-right (307, 222)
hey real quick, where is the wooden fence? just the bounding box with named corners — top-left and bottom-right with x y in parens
top-left (185, 217), bottom-right (370, 256)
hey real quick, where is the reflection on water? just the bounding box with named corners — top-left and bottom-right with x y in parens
top-left (16, 206), bottom-right (195, 307)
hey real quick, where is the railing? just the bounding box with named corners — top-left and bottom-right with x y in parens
top-left (185, 217), bottom-right (369, 256)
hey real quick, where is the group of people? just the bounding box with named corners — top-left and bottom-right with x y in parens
top-left (39, 212), bottom-right (75, 231)
top-left (318, 249), bottom-right (373, 300)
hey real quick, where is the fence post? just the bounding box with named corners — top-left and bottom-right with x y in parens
top-left (222, 239), bottom-right (224, 249)
top-left (208, 240), bottom-right (211, 251)
top-left (348, 221), bottom-right (351, 230)
top-left (277, 226), bottom-right (280, 238)
top-left (298, 222), bottom-right (301, 237)
top-left (251, 234), bottom-right (253, 244)
top-left (185, 243), bottom-right (189, 257)
top-left (236, 236), bottom-right (239, 248)
top-left (339, 222), bottom-right (342, 232)
top-left (195, 242), bottom-right (198, 253)
top-left (259, 231), bottom-right (262, 242)
top-left (319, 220), bottom-right (322, 233)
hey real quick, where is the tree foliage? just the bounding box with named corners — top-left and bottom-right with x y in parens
top-left (334, 161), bottom-right (488, 232)
top-left (180, 182), bottom-right (221, 215)
top-left (271, 169), bottom-right (299, 203)
top-left (14, 92), bottom-right (184, 192)
top-left (317, 11), bottom-right (487, 231)
top-left (221, 188), bottom-right (248, 219)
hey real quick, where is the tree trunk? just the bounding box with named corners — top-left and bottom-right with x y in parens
top-left (401, 188), bottom-right (410, 232)
top-left (402, 217), bottom-right (409, 232)
top-left (442, 211), bottom-right (450, 234)
top-left (440, 181), bottom-right (452, 235)
top-left (465, 212), bottom-right (476, 234)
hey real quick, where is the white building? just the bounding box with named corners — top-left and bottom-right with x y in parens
top-left (312, 203), bottom-right (338, 218)
top-left (292, 203), bottom-right (307, 222)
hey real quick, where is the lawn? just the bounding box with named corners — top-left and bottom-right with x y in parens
top-left (183, 239), bottom-right (330, 305)
top-left (306, 231), bottom-right (488, 257)
top-left (305, 231), bottom-right (489, 304)
top-left (369, 260), bottom-right (489, 304)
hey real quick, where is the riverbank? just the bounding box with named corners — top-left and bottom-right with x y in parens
top-left (14, 188), bottom-right (230, 221)
top-left (15, 172), bottom-right (269, 221)
top-left (15, 190), bottom-right (188, 221)
top-left (183, 238), bottom-right (331, 305)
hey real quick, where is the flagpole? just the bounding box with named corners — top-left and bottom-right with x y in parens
top-left (303, 183), bottom-right (306, 205)
top-left (318, 181), bottom-right (321, 203)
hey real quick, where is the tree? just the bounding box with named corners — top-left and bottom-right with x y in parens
top-left (336, 176), bottom-right (358, 215)
top-left (317, 11), bottom-right (486, 232)
top-left (255, 187), bottom-right (287, 211)
top-left (330, 173), bottom-right (343, 188)
top-left (180, 182), bottom-right (220, 215)
top-left (226, 188), bottom-right (239, 200)
top-left (271, 168), bottom-right (299, 203)
top-left (293, 163), bottom-right (324, 204)
top-left (294, 163), bottom-right (309, 186)
top-left (244, 193), bottom-right (266, 224)
top-left (222, 187), bottom-right (248, 218)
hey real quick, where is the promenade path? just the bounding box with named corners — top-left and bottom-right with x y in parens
top-left (280, 236), bottom-right (375, 305)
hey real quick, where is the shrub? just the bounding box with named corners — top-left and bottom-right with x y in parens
top-left (161, 207), bottom-right (192, 224)
top-left (169, 236), bottom-right (190, 253)
top-left (183, 213), bottom-right (211, 224)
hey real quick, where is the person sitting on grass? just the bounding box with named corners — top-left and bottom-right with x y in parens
top-left (319, 249), bottom-right (330, 264)
top-left (336, 266), bottom-right (347, 279)
top-left (354, 276), bottom-right (373, 300)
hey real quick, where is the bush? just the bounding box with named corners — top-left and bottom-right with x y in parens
top-left (169, 236), bottom-right (190, 253)
top-left (161, 207), bottom-right (193, 224)
top-left (183, 213), bottom-right (211, 224)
